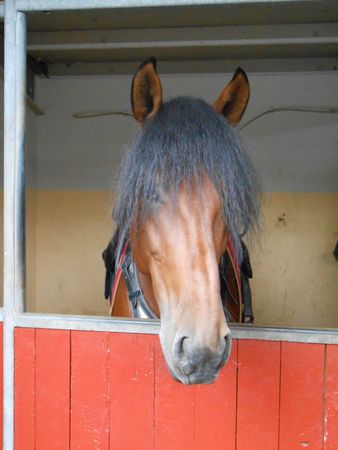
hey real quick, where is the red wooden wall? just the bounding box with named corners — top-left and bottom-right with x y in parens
top-left (0, 324), bottom-right (3, 449)
top-left (11, 328), bottom-right (338, 450)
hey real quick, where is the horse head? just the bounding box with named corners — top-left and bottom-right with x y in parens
top-left (113, 58), bottom-right (259, 384)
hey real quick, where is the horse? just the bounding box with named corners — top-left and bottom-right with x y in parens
top-left (105, 58), bottom-right (260, 384)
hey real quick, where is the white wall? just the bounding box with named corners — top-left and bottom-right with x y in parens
top-left (34, 71), bottom-right (338, 192)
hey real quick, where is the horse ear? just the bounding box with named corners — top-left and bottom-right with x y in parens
top-left (214, 68), bottom-right (250, 125)
top-left (131, 57), bottom-right (163, 123)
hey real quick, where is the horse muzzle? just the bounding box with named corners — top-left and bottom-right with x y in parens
top-left (162, 330), bottom-right (232, 385)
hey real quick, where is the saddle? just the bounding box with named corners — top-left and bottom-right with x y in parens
top-left (102, 234), bottom-right (254, 323)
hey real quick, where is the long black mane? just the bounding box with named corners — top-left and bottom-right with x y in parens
top-left (113, 96), bottom-right (260, 262)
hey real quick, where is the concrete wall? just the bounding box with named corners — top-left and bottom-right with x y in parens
top-left (1, 72), bottom-right (337, 327)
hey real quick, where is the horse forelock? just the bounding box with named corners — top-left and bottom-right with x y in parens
top-left (113, 96), bottom-right (260, 263)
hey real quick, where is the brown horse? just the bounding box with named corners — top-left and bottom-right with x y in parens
top-left (108, 58), bottom-right (260, 384)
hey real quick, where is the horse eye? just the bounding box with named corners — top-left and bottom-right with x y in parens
top-left (152, 191), bottom-right (163, 204)
top-left (143, 191), bottom-right (160, 202)
top-left (150, 251), bottom-right (161, 263)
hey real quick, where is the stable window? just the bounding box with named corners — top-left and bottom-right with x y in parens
top-left (15, 5), bottom-right (337, 331)
top-left (2, 2), bottom-right (338, 448)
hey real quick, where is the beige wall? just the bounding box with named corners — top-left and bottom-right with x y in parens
top-left (26, 190), bottom-right (114, 316)
top-left (247, 192), bottom-right (338, 328)
top-left (19, 191), bottom-right (338, 328)
top-left (0, 190), bottom-right (336, 327)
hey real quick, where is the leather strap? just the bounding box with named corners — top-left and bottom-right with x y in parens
top-left (119, 247), bottom-right (158, 319)
top-left (109, 238), bottom-right (249, 323)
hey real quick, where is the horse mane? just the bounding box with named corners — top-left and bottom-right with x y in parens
top-left (113, 96), bottom-right (260, 262)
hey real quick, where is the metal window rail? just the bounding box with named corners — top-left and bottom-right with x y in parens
top-left (2, 0), bottom-right (338, 449)
top-left (10, 312), bottom-right (338, 344)
top-left (1, 307), bottom-right (338, 343)
top-left (3, 0), bottom-right (26, 448)
top-left (14, 0), bottom-right (316, 12)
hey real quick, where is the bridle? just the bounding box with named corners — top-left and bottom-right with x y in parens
top-left (119, 243), bottom-right (158, 319)
top-left (108, 238), bottom-right (253, 323)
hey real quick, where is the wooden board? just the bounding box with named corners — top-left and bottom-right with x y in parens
top-left (279, 342), bottom-right (325, 450)
top-left (237, 340), bottom-right (281, 450)
top-left (154, 338), bottom-right (196, 450)
top-left (70, 331), bottom-right (110, 450)
top-left (14, 328), bottom-right (36, 450)
top-left (109, 333), bottom-right (155, 450)
top-left (324, 345), bottom-right (338, 450)
top-left (194, 339), bottom-right (238, 450)
top-left (12, 328), bottom-right (338, 450)
top-left (35, 329), bottom-right (70, 450)
top-left (0, 324), bottom-right (3, 450)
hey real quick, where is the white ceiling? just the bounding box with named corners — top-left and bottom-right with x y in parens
top-left (26, 1), bottom-right (338, 75)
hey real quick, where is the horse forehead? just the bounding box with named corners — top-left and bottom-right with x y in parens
top-left (147, 179), bottom-right (222, 236)
top-left (176, 176), bottom-right (222, 213)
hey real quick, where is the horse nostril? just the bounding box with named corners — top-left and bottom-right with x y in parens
top-left (172, 335), bottom-right (196, 375)
top-left (173, 335), bottom-right (187, 359)
top-left (223, 333), bottom-right (232, 360)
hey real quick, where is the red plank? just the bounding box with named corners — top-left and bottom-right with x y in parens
top-left (70, 331), bottom-right (109, 450)
top-left (279, 342), bottom-right (325, 450)
top-left (35, 329), bottom-right (70, 450)
top-left (109, 333), bottom-right (155, 450)
top-left (154, 337), bottom-right (195, 450)
top-left (324, 344), bottom-right (338, 450)
top-left (194, 339), bottom-right (238, 450)
top-left (14, 328), bottom-right (36, 450)
top-left (236, 340), bottom-right (281, 450)
top-left (0, 323), bottom-right (3, 449)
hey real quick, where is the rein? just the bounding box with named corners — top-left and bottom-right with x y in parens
top-left (108, 237), bottom-right (253, 323)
